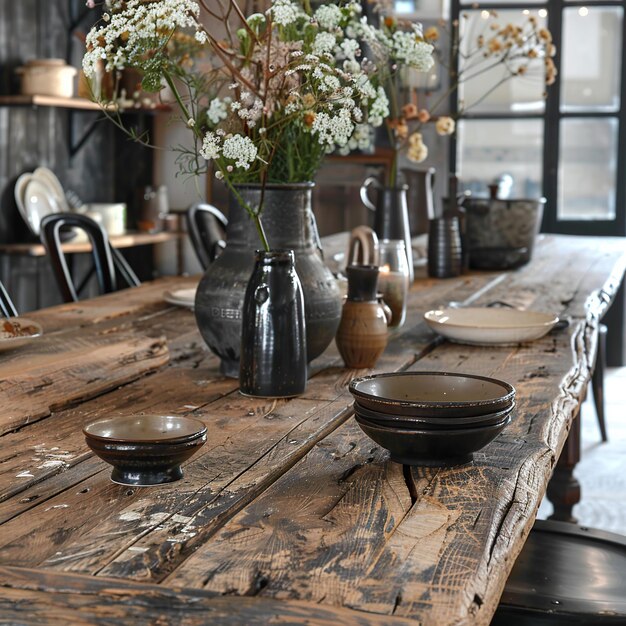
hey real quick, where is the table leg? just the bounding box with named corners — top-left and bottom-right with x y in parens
top-left (546, 408), bottom-right (581, 523)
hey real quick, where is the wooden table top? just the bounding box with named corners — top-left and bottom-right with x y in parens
top-left (1, 234), bottom-right (625, 625)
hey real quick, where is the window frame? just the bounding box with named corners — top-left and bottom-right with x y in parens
top-left (449, 0), bottom-right (626, 236)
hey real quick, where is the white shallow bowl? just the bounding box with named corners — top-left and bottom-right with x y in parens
top-left (0, 317), bottom-right (43, 352)
top-left (424, 307), bottom-right (559, 345)
top-left (163, 287), bottom-right (196, 309)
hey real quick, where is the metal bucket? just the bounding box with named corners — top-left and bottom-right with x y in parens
top-left (463, 197), bottom-right (545, 270)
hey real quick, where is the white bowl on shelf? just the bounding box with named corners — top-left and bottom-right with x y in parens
top-left (17, 59), bottom-right (77, 98)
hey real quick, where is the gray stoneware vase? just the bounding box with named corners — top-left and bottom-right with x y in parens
top-left (194, 182), bottom-right (342, 377)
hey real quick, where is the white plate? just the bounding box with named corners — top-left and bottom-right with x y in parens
top-left (424, 307), bottom-right (559, 345)
top-left (0, 317), bottom-right (43, 352)
top-left (163, 287), bottom-right (197, 309)
top-left (23, 178), bottom-right (61, 235)
top-left (33, 167), bottom-right (69, 212)
top-left (14, 172), bottom-right (34, 228)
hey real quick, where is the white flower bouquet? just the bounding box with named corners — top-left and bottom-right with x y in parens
top-left (83, 0), bottom-right (434, 248)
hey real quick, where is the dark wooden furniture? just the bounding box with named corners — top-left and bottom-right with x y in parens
top-left (0, 235), bottom-right (624, 625)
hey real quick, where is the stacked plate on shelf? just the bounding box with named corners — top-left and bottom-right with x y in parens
top-left (348, 371), bottom-right (516, 467)
top-left (14, 166), bottom-right (70, 237)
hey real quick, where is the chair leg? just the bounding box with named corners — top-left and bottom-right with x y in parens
top-left (592, 323), bottom-right (608, 443)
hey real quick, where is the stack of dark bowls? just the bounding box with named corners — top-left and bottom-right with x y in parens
top-left (349, 372), bottom-right (515, 466)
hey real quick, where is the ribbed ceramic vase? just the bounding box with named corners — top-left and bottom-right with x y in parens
top-left (194, 183), bottom-right (342, 377)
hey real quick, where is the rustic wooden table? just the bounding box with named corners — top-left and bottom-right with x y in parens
top-left (1, 234), bottom-right (624, 625)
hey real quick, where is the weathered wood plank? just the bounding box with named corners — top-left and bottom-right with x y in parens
top-left (0, 566), bottom-right (420, 625)
top-left (161, 238), bottom-right (626, 625)
top-left (35, 273), bottom-right (500, 578)
top-left (0, 330), bottom-right (169, 435)
top-left (160, 358), bottom-right (561, 624)
top-left (0, 352), bottom-right (233, 503)
top-left (0, 235), bottom-right (624, 626)
top-left (24, 275), bottom-right (199, 334)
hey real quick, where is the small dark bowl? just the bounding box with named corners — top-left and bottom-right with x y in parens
top-left (354, 400), bottom-right (514, 429)
top-left (354, 412), bottom-right (511, 467)
top-left (349, 371), bottom-right (515, 418)
top-left (83, 415), bottom-right (207, 486)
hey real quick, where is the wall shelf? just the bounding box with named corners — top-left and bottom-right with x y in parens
top-left (0, 94), bottom-right (110, 111)
top-left (0, 94), bottom-right (170, 113)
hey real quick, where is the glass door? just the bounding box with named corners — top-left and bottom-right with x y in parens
top-left (451, 0), bottom-right (626, 236)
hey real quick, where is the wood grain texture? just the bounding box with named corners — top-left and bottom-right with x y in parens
top-left (0, 235), bottom-right (624, 626)
top-left (0, 329), bottom-right (169, 435)
top-left (0, 566), bottom-right (420, 626)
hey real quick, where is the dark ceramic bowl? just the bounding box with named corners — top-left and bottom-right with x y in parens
top-left (83, 415), bottom-right (207, 486)
top-left (354, 412), bottom-right (511, 467)
top-left (353, 400), bottom-right (514, 430)
top-left (349, 371), bottom-right (515, 418)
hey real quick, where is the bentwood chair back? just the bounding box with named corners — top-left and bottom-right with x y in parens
top-left (0, 279), bottom-right (17, 318)
top-left (186, 203), bottom-right (228, 270)
top-left (40, 213), bottom-right (140, 303)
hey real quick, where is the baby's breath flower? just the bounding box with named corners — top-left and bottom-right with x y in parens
top-left (268, 0), bottom-right (301, 26)
top-left (200, 131), bottom-right (221, 161)
top-left (207, 97), bottom-right (231, 125)
top-left (314, 4), bottom-right (342, 30)
top-left (221, 135), bottom-right (258, 169)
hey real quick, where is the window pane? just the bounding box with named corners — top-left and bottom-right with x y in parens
top-left (558, 118), bottom-right (618, 220)
top-left (561, 7), bottom-right (622, 112)
top-left (457, 9), bottom-right (548, 114)
top-left (457, 119), bottom-right (543, 198)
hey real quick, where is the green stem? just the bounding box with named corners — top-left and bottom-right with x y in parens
top-left (163, 72), bottom-right (202, 139)
top-left (252, 212), bottom-right (270, 252)
top-left (223, 175), bottom-right (271, 252)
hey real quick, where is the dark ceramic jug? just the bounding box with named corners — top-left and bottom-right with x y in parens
top-left (194, 183), bottom-right (342, 377)
top-left (336, 265), bottom-right (389, 369)
top-left (240, 249), bottom-right (307, 397)
top-left (360, 177), bottom-right (413, 283)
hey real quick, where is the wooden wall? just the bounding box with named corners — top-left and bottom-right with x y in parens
top-left (0, 0), bottom-right (154, 311)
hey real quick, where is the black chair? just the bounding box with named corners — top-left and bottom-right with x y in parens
top-left (186, 202), bottom-right (228, 270)
top-left (493, 519), bottom-right (626, 625)
top-left (39, 213), bottom-right (140, 303)
top-left (0, 279), bottom-right (17, 318)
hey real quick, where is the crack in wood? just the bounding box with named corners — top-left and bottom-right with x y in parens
top-left (391, 592), bottom-right (403, 615)
top-left (402, 466), bottom-right (418, 506)
top-left (337, 458), bottom-right (369, 484)
top-left (244, 570), bottom-right (269, 597)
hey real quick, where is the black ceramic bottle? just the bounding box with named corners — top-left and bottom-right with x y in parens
top-left (239, 249), bottom-right (307, 397)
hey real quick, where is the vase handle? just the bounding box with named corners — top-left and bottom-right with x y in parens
top-left (309, 211), bottom-right (324, 260)
top-left (360, 176), bottom-right (379, 212)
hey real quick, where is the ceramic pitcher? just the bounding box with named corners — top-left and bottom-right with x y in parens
top-left (360, 177), bottom-right (413, 283)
